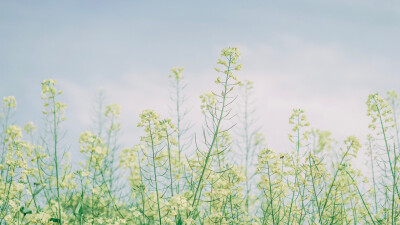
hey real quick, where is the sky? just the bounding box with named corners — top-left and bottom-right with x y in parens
top-left (1, 0), bottom-right (400, 160)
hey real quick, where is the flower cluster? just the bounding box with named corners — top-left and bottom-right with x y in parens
top-left (169, 67), bottom-right (184, 81)
top-left (2, 96), bottom-right (16, 109)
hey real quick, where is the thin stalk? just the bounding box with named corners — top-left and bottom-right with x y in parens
top-left (148, 121), bottom-right (162, 225)
top-left (345, 170), bottom-right (376, 225)
top-left (52, 96), bottom-right (62, 224)
top-left (308, 154), bottom-right (321, 221)
top-left (176, 77), bottom-right (182, 193)
top-left (191, 55), bottom-right (232, 210)
top-left (244, 85), bottom-right (250, 214)
top-left (166, 130), bottom-right (174, 197)
top-left (266, 161), bottom-right (276, 225)
top-left (319, 141), bottom-right (354, 222)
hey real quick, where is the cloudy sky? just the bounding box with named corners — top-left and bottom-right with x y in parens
top-left (1, 1), bottom-right (400, 158)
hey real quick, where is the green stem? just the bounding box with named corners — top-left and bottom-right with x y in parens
top-left (52, 96), bottom-right (62, 224)
top-left (191, 55), bottom-right (232, 211)
top-left (345, 170), bottom-right (376, 225)
top-left (148, 121), bottom-right (162, 225)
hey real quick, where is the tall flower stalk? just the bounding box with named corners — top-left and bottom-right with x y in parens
top-left (41, 79), bottom-right (67, 224)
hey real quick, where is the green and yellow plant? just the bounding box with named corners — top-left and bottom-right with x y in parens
top-left (0, 47), bottom-right (399, 224)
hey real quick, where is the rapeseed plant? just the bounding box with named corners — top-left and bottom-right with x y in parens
top-left (0, 47), bottom-right (399, 224)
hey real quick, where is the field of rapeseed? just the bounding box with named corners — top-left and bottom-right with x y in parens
top-left (0, 47), bottom-right (399, 224)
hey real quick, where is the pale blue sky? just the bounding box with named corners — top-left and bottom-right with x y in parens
top-left (1, 1), bottom-right (400, 155)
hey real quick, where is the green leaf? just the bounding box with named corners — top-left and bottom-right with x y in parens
top-left (33, 186), bottom-right (45, 196)
top-left (177, 217), bottom-right (183, 225)
top-left (19, 207), bottom-right (32, 215)
top-left (75, 202), bottom-right (81, 214)
top-left (49, 218), bottom-right (61, 223)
